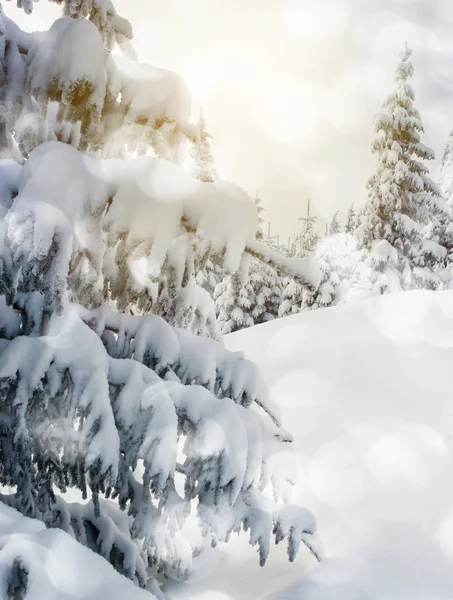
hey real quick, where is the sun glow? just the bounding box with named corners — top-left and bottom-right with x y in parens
top-left (254, 79), bottom-right (325, 148)
top-left (281, 0), bottom-right (348, 41)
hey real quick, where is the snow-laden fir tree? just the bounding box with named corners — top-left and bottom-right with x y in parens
top-left (439, 130), bottom-right (453, 204)
top-left (289, 198), bottom-right (319, 258)
top-left (214, 194), bottom-right (285, 333)
top-left (280, 199), bottom-right (319, 316)
top-left (435, 130), bottom-right (453, 278)
top-left (345, 204), bottom-right (357, 234)
top-left (215, 254), bottom-right (282, 334)
top-left (254, 191), bottom-right (266, 239)
top-left (303, 233), bottom-right (361, 310)
top-left (189, 107), bottom-right (218, 183)
top-left (357, 43), bottom-right (451, 293)
top-left (0, 1), bottom-right (322, 596)
top-left (328, 211), bottom-right (341, 235)
top-left (190, 110), bottom-right (223, 310)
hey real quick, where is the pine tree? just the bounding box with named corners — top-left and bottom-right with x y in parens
top-left (357, 44), bottom-right (451, 291)
top-left (329, 211), bottom-right (341, 235)
top-left (439, 130), bottom-right (453, 203)
top-left (0, 1), bottom-right (321, 595)
top-left (254, 191), bottom-right (266, 239)
top-left (190, 108), bottom-right (218, 183)
top-left (304, 233), bottom-right (361, 310)
top-left (290, 198), bottom-right (319, 257)
top-left (281, 200), bottom-right (320, 316)
top-left (215, 255), bottom-right (281, 333)
top-left (345, 204), bottom-right (357, 234)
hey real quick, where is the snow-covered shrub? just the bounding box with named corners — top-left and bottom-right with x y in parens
top-left (0, 0), bottom-right (321, 595)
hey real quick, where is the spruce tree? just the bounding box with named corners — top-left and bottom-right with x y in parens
top-left (215, 255), bottom-right (281, 333)
top-left (281, 199), bottom-right (319, 316)
top-left (439, 130), bottom-right (453, 203)
top-left (254, 191), bottom-right (266, 239)
top-left (190, 108), bottom-right (218, 183)
top-left (358, 44), bottom-right (451, 291)
top-left (0, 1), bottom-right (321, 595)
top-left (345, 204), bottom-right (357, 234)
top-left (329, 211), bottom-right (341, 235)
top-left (290, 198), bottom-right (319, 257)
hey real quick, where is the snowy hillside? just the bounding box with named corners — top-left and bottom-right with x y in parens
top-left (168, 290), bottom-right (453, 599)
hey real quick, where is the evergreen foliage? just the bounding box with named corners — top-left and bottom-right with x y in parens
top-left (0, 1), bottom-right (321, 595)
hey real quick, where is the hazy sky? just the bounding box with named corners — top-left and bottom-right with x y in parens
top-left (5, 0), bottom-right (453, 241)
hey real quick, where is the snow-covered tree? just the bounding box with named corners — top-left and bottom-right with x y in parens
top-left (0, 1), bottom-right (322, 596)
top-left (281, 233), bottom-right (361, 314)
top-left (254, 191), bottom-right (266, 239)
top-left (439, 130), bottom-right (453, 204)
top-left (281, 200), bottom-right (319, 316)
top-left (190, 108), bottom-right (218, 183)
top-left (290, 198), bottom-right (319, 258)
top-left (328, 211), bottom-right (341, 235)
top-left (304, 233), bottom-right (361, 309)
top-left (345, 204), bottom-right (357, 234)
top-left (195, 247), bottom-right (225, 301)
top-left (357, 44), bottom-right (451, 292)
top-left (215, 254), bottom-right (282, 333)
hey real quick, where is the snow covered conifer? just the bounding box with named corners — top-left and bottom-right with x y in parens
top-left (253, 190), bottom-right (267, 239)
top-left (215, 255), bottom-right (281, 333)
top-left (439, 130), bottom-right (453, 203)
top-left (0, 1), bottom-right (321, 595)
top-left (281, 199), bottom-right (319, 316)
top-left (190, 108), bottom-right (218, 183)
top-left (345, 204), bottom-right (357, 234)
top-left (357, 44), bottom-right (451, 291)
top-left (328, 211), bottom-right (341, 235)
top-left (289, 198), bottom-right (319, 258)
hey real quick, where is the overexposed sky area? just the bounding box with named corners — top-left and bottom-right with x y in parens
top-left (5, 0), bottom-right (453, 240)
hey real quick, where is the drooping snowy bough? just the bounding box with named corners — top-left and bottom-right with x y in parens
top-left (0, 0), bottom-right (320, 595)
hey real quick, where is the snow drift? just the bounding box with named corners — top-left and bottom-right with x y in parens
top-left (167, 290), bottom-right (453, 599)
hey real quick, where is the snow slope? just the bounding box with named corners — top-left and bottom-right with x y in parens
top-left (168, 290), bottom-right (453, 600)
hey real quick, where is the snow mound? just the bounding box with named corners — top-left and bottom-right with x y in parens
top-left (0, 502), bottom-right (155, 599)
top-left (217, 290), bottom-right (453, 599)
top-left (278, 522), bottom-right (453, 600)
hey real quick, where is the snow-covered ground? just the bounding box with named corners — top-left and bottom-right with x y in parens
top-left (168, 290), bottom-right (453, 599)
top-left (4, 289), bottom-right (453, 599)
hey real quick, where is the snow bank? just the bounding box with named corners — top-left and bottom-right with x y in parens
top-left (277, 522), bottom-right (453, 600)
top-left (168, 290), bottom-right (453, 599)
top-left (227, 290), bottom-right (453, 549)
top-left (0, 501), bottom-right (155, 599)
